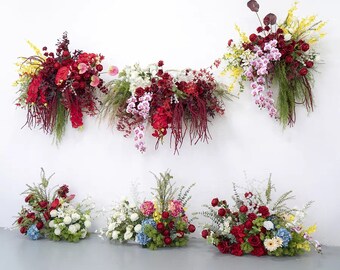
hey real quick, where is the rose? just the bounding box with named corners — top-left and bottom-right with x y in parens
top-left (124, 231), bottom-right (133, 240)
top-left (134, 224), bottom-right (142, 233)
top-left (248, 235), bottom-right (261, 247)
top-left (217, 241), bottom-right (230, 254)
top-left (84, 220), bottom-right (91, 228)
top-left (163, 230), bottom-right (170, 237)
top-left (164, 237), bottom-right (172, 245)
top-left (63, 216), bottom-right (72, 225)
top-left (299, 67), bottom-right (308, 76)
top-left (244, 220), bottom-right (253, 230)
top-left (69, 225), bottom-right (77, 234)
top-left (96, 64), bottom-right (103, 71)
top-left (38, 201), bottom-right (48, 209)
top-left (36, 221), bottom-right (44, 230)
top-left (26, 212), bottom-right (35, 220)
top-left (256, 27), bottom-right (263, 33)
top-left (54, 227), bottom-right (61, 236)
top-left (248, 213), bottom-right (257, 220)
top-left (231, 225), bottom-right (246, 240)
top-left (168, 221), bottom-right (175, 229)
top-left (71, 213), bottom-right (80, 222)
top-left (258, 206), bottom-right (270, 218)
top-left (188, 224), bottom-right (196, 233)
top-left (218, 208), bottom-right (227, 217)
top-left (49, 220), bottom-right (55, 228)
top-left (239, 205), bottom-right (248, 213)
top-left (285, 55), bottom-right (294, 64)
top-left (211, 198), bottom-right (219, 207)
top-left (130, 213), bottom-right (139, 222)
top-left (17, 217), bottom-right (23, 224)
top-left (201, 229), bottom-right (209, 239)
top-left (301, 43), bottom-right (310, 52)
top-left (25, 194), bottom-right (32, 203)
top-left (230, 243), bottom-right (243, 256)
top-left (20, 227), bottom-right (27, 234)
top-left (162, 211), bottom-right (169, 219)
top-left (156, 222), bottom-right (165, 232)
top-left (251, 245), bottom-right (266, 256)
top-left (158, 60), bottom-right (164, 67)
top-left (249, 34), bottom-right (258, 43)
top-left (306, 61), bottom-right (314, 68)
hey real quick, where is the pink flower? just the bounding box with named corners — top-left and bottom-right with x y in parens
top-left (90, 75), bottom-right (100, 87)
top-left (168, 200), bottom-right (184, 217)
top-left (108, 65), bottom-right (119, 76)
top-left (78, 63), bottom-right (88, 74)
top-left (140, 201), bottom-right (155, 216)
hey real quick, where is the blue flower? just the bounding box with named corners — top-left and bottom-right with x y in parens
top-left (136, 232), bottom-right (150, 246)
top-left (141, 218), bottom-right (156, 230)
top-left (27, 225), bottom-right (40, 240)
top-left (276, 227), bottom-right (292, 247)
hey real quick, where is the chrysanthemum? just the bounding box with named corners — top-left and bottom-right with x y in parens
top-left (264, 238), bottom-right (279, 252)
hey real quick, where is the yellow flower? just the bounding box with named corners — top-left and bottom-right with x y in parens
top-left (286, 1), bottom-right (298, 25)
top-left (306, 224), bottom-right (317, 235)
top-left (297, 241), bottom-right (311, 251)
top-left (235, 24), bottom-right (249, 43)
top-left (27, 40), bottom-right (44, 57)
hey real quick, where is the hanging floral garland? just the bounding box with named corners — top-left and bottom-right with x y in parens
top-left (221, 1), bottom-right (325, 126)
top-left (101, 61), bottom-right (229, 153)
top-left (14, 32), bottom-right (110, 142)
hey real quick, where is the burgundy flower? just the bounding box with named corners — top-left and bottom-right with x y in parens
top-left (247, 0), bottom-right (260, 12)
top-left (188, 224), bottom-right (196, 233)
top-left (251, 245), bottom-right (267, 256)
top-left (57, 185), bottom-right (69, 198)
top-left (248, 213), bottom-right (257, 220)
top-left (38, 201), bottom-right (48, 209)
top-left (55, 66), bottom-right (69, 86)
top-left (230, 243), bottom-right (243, 256)
top-left (211, 198), bottom-right (219, 207)
top-left (301, 43), bottom-right (310, 52)
top-left (217, 241), bottom-right (230, 254)
top-left (248, 235), bottom-right (261, 247)
top-left (299, 67), bottom-right (308, 76)
top-left (306, 61), bottom-right (314, 68)
top-left (201, 229), bottom-right (209, 239)
top-left (263, 13), bottom-right (277, 26)
top-left (218, 208), bottom-right (227, 217)
top-left (239, 205), bottom-right (248, 213)
top-left (258, 206), bottom-right (270, 218)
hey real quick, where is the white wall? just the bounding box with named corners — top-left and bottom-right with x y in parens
top-left (1, 0), bottom-right (339, 246)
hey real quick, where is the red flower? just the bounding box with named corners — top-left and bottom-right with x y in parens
top-left (251, 245), bottom-right (267, 256)
top-left (258, 206), bottom-right (270, 218)
top-left (176, 231), bottom-right (184, 238)
top-left (248, 235), bottom-right (261, 247)
top-left (201, 229), bottom-right (209, 239)
top-left (43, 211), bottom-right (50, 221)
top-left (299, 67), bottom-right (308, 76)
top-left (247, 0), bottom-right (260, 12)
top-left (218, 208), bottom-right (227, 217)
top-left (50, 198), bottom-right (60, 209)
top-left (38, 201), bottom-right (48, 209)
top-left (301, 43), bottom-right (310, 52)
top-left (134, 87), bottom-right (145, 97)
top-left (305, 61), bottom-right (314, 68)
top-left (26, 212), bottom-right (35, 220)
top-left (162, 211), bottom-right (169, 219)
top-left (25, 194), bottom-right (33, 203)
top-left (249, 33), bottom-right (258, 43)
top-left (248, 213), bottom-right (257, 220)
top-left (228, 39), bottom-right (233, 46)
top-left (239, 205), bottom-right (248, 213)
top-left (20, 227), bottom-right (27, 234)
top-left (96, 64), bottom-right (103, 71)
top-left (217, 241), bottom-right (230, 254)
top-left (188, 224), bottom-right (196, 233)
top-left (256, 27), bottom-right (263, 33)
top-left (163, 230), bottom-right (170, 236)
top-left (231, 225), bottom-right (246, 241)
top-left (285, 55), bottom-right (294, 64)
top-left (36, 221), bottom-right (44, 230)
top-left (57, 185), bottom-right (69, 198)
top-left (230, 243), bottom-right (243, 256)
top-left (17, 217), bottom-right (23, 224)
top-left (263, 13), bottom-right (277, 26)
top-left (244, 220), bottom-right (253, 230)
top-left (156, 222), bottom-right (165, 232)
top-left (158, 60), bottom-right (164, 67)
top-left (168, 221), bottom-right (175, 229)
top-left (164, 237), bottom-right (172, 245)
top-left (70, 104), bottom-right (83, 128)
top-left (26, 75), bottom-right (42, 103)
top-left (211, 198), bottom-right (219, 207)
top-left (55, 66), bottom-right (69, 86)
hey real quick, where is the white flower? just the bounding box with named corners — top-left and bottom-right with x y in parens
top-left (84, 214), bottom-right (91, 220)
top-left (75, 223), bottom-right (81, 231)
top-left (54, 227), bottom-right (61, 236)
top-left (134, 224), bottom-right (142, 233)
top-left (68, 224), bottom-right (77, 234)
top-left (129, 202), bottom-right (136, 208)
top-left (130, 213), bottom-right (139, 222)
top-left (71, 213), bottom-right (80, 222)
top-left (63, 216), bottom-right (72, 225)
top-left (84, 220), bottom-right (91, 228)
top-left (124, 231), bottom-right (133, 240)
top-left (284, 33), bottom-right (292, 41)
top-left (126, 225), bottom-right (133, 232)
top-left (263, 221), bottom-right (274, 230)
top-left (111, 231), bottom-right (119, 240)
top-left (108, 223), bottom-right (116, 231)
top-left (49, 221), bottom-right (55, 228)
top-left (81, 229), bottom-right (87, 239)
top-left (264, 237), bottom-right (282, 252)
top-left (50, 210), bottom-right (58, 218)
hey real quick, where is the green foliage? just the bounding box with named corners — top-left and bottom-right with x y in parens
top-left (54, 99), bottom-right (68, 144)
top-left (241, 241), bottom-right (254, 253)
top-left (101, 79), bottom-right (131, 124)
top-left (151, 171), bottom-right (177, 212)
top-left (177, 183), bottom-right (195, 207)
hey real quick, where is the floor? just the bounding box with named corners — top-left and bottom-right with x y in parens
top-left (1, 228), bottom-right (339, 270)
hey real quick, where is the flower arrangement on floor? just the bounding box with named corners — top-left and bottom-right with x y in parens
top-left (221, 1), bottom-right (325, 126)
top-left (101, 61), bottom-right (229, 153)
top-left (101, 171), bottom-right (196, 249)
top-left (199, 177), bottom-right (321, 256)
top-left (14, 169), bottom-right (93, 242)
top-left (14, 32), bottom-right (111, 142)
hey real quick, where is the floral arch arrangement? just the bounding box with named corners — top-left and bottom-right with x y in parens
top-left (101, 61), bottom-right (229, 153)
top-left (221, 1), bottom-right (325, 126)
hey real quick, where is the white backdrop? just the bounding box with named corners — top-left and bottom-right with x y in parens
top-left (1, 0), bottom-right (339, 246)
